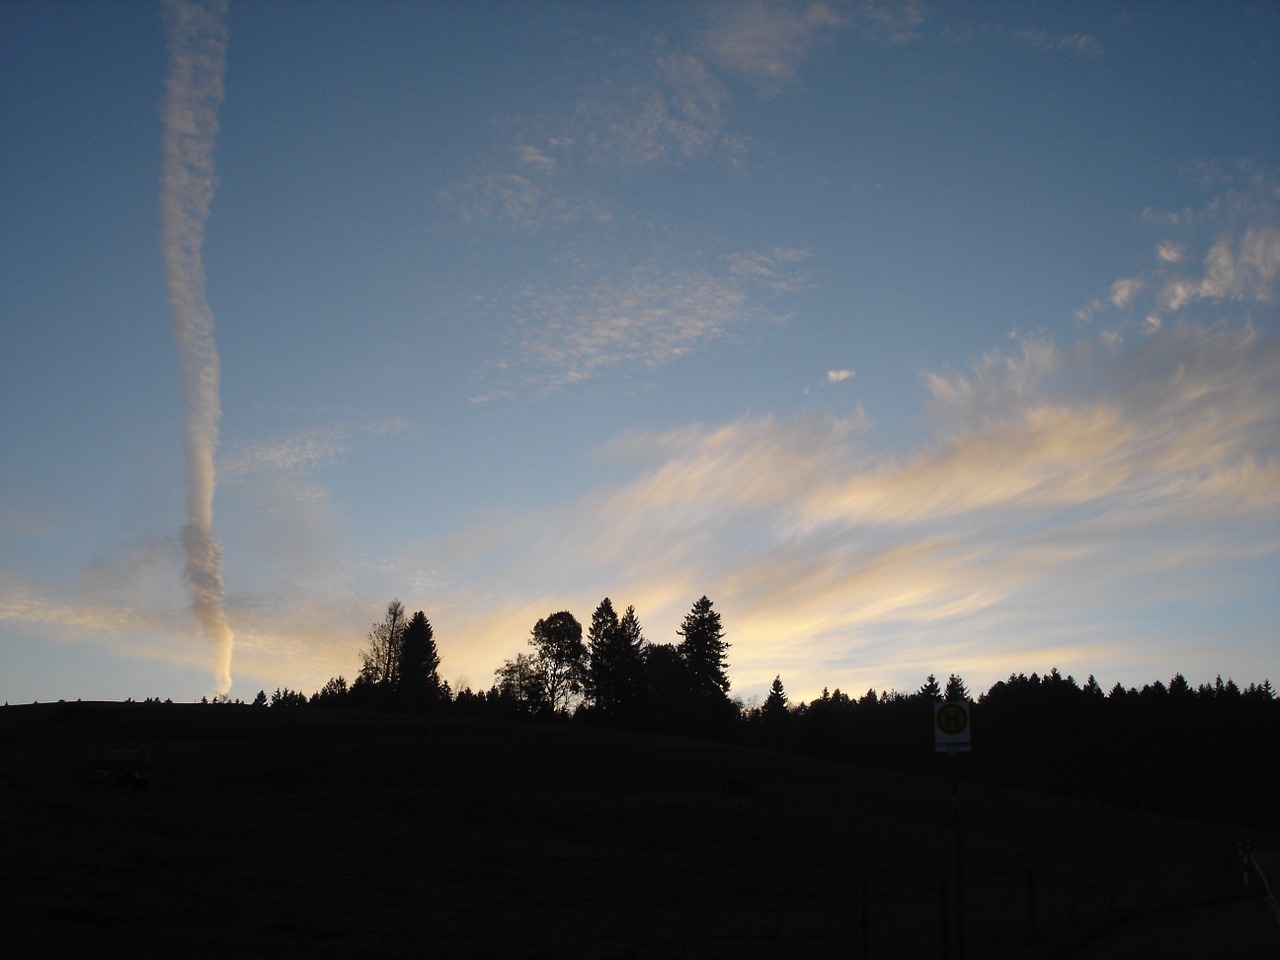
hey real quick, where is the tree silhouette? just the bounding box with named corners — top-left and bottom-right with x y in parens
top-left (494, 653), bottom-right (549, 716)
top-left (761, 675), bottom-right (790, 744)
top-left (677, 596), bottom-right (730, 699)
top-left (528, 611), bottom-right (587, 715)
top-left (270, 687), bottom-right (307, 707)
top-left (944, 673), bottom-right (970, 702)
top-left (642, 642), bottom-right (700, 733)
top-left (358, 599), bottom-right (407, 690)
top-left (763, 675), bottom-right (788, 719)
top-left (586, 598), bottom-right (647, 725)
top-left (918, 674), bottom-right (942, 701)
top-left (397, 610), bottom-right (442, 710)
top-left (311, 676), bottom-right (349, 708)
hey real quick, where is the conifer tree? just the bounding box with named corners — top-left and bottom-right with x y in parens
top-left (762, 675), bottom-right (788, 721)
top-left (676, 595), bottom-right (730, 698)
top-left (944, 673), bottom-right (970, 702)
top-left (398, 610), bottom-right (442, 708)
top-left (918, 674), bottom-right (942, 701)
top-left (586, 598), bottom-right (646, 724)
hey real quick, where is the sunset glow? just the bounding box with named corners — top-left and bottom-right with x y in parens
top-left (1, 1), bottom-right (1276, 705)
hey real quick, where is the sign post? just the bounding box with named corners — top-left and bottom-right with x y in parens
top-left (935, 701), bottom-right (971, 959)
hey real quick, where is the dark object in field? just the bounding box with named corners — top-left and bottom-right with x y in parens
top-left (78, 748), bottom-right (151, 789)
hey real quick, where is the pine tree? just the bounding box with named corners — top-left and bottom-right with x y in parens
top-left (762, 675), bottom-right (788, 721)
top-left (918, 674), bottom-right (942, 701)
top-left (586, 597), bottom-right (621, 709)
top-left (586, 598), bottom-right (646, 724)
top-left (398, 610), bottom-right (442, 709)
top-left (676, 595), bottom-right (730, 698)
top-left (944, 673), bottom-right (970, 702)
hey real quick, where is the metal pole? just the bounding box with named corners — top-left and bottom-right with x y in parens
top-left (952, 757), bottom-right (965, 960)
top-left (939, 879), bottom-right (950, 960)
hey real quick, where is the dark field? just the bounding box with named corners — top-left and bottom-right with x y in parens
top-left (1, 702), bottom-right (1268, 958)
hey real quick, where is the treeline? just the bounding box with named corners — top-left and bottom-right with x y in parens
top-left (241, 595), bottom-right (1277, 829)
top-left (275, 595), bottom-right (739, 737)
top-left (745, 669), bottom-right (1278, 828)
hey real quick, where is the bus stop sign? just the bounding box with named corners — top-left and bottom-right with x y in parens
top-left (935, 701), bottom-right (971, 753)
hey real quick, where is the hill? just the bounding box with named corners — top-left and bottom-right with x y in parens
top-left (0, 701), bottom-right (1267, 958)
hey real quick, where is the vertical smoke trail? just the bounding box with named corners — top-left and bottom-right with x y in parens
top-left (160, 0), bottom-right (234, 695)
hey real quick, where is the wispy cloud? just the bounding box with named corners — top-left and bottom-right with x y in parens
top-left (439, 319), bottom-right (1278, 699)
top-left (4, 319), bottom-right (1273, 702)
top-left (219, 419), bottom-right (407, 481)
top-left (724, 247), bottom-right (813, 293)
top-left (489, 256), bottom-right (796, 393)
top-left (440, 168), bottom-right (608, 234)
top-left (1078, 166), bottom-right (1279, 338)
top-left (573, 48), bottom-right (736, 167)
top-left (706, 0), bottom-right (848, 88)
top-left (706, 0), bottom-right (922, 92)
top-left (1013, 28), bottom-right (1105, 58)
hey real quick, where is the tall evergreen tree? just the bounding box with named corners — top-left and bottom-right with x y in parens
top-left (398, 610), bottom-right (442, 709)
top-left (586, 598), bottom-right (646, 724)
top-left (586, 597), bottom-right (621, 705)
top-left (676, 595), bottom-right (730, 698)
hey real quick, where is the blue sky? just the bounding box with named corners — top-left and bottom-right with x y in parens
top-left (2, 0), bottom-right (1277, 706)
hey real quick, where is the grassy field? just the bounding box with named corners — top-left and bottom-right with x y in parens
top-left (1, 702), bottom-right (1265, 958)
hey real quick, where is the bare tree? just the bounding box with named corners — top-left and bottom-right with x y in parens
top-left (359, 599), bottom-right (407, 689)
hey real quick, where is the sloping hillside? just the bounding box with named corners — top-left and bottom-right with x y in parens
top-left (0, 702), bottom-right (1261, 958)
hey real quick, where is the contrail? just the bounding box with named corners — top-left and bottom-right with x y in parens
top-left (160, 0), bottom-right (233, 696)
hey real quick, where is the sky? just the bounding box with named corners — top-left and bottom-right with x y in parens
top-left (2, 0), bottom-right (1278, 708)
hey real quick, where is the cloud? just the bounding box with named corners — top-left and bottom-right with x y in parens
top-left (827, 369), bottom-right (855, 382)
top-left (1014, 28), bottom-right (1105, 58)
top-left (706, 0), bottom-right (848, 87)
top-left (160, 0), bottom-right (233, 695)
top-left (1159, 228), bottom-right (1280, 311)
top-left (442, 42), bottom-right (737, 232)
top-left (1198, 227), bottom-right (1280, 301)
top-left (517, 144), bottom-right (558, 173)
top-left (440, 320), bottom-right (1279, 699)
top-left (440, 169), bottom-right (606, 234)
top-left (491, 255), bottom-right (796, 392)
top-left (574, 48), bottom-right (736, 167)
top-left (4, 319), bottom-right (1274, 703)
top-left (1110, 277), bottom-right (1143, 308)
top-left (705, 0), bottom-right (922, 91)
top-left (1079, 167), bottom-right (1279, 340)
top-left (219, 419), bottom-right (407, 481)
top-left (723, 247), bottom-right (813, 293)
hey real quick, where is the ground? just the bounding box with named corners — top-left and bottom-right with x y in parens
top-left (2, 702), bottom-right (1270, 958)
